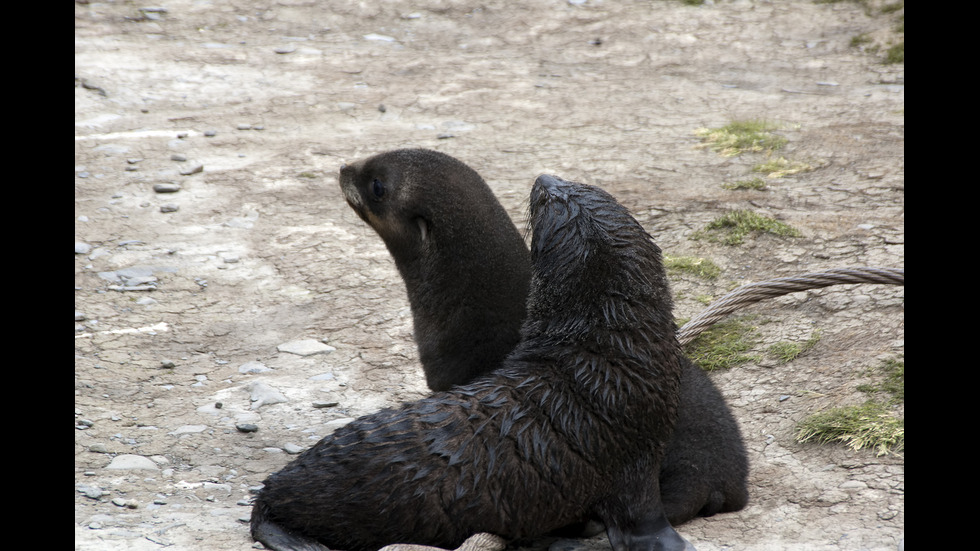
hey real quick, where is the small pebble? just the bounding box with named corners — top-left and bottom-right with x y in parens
top-left (112, 497), bottom-right (139, 509)
top-left (160, 359), bottom-right (176, 369)
top-left (239, 361), bottom-right (272, 374)
top-left (170, 154), bottom-right (187, 162)
top-left (153, 182), bottom-right (181, 193)
top-left (204, 130), bottom-right (217, 137)
top-left (283, 443), bottom-right (305, 454)
top-left (236, 423), bottom-right (259, 433)
top-left (105, 454), bottom-right (159, 470)
top-left (77, 484), bottom-right (105, 500)
top-left (179, 163), bottom-right (203, 176)
top-left (160, 204), bottom-right (180, 213)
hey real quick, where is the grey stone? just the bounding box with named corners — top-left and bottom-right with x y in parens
top-left (277, 339), bottom-right (335, 356)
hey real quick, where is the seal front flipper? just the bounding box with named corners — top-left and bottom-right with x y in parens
top-left (604, 509), bottom-right (696, 551)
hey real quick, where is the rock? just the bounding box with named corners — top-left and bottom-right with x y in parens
top-left (169, 425), bottom-right (208, 435)
top-left (153, 182), bottom-right (181, 193)
top-left (239, 361), bottom-right (272, 374)
top-left (105, 454), bottom-right (159, 470)
top-left (77, 484), bottom-right (106, 500)
top-left (277, 339), bottom-right (336, 356)
top-left (179, 163), bottom-right (204, 176)
top-left (248, 381), bottom-right (288, 409)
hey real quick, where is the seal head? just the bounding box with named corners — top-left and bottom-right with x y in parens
top-left (340, 149), bottom-right (531, 391)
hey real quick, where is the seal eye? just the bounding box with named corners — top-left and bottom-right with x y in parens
top-left (371, 178), bottom-right (386, 199)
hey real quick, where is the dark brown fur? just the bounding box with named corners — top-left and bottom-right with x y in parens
top-left (339, 149), bottom-right (530, 392)
top-left (251, 174), bottom-right (693, 551)
top-left (339, 149), bottom-right (747, 527)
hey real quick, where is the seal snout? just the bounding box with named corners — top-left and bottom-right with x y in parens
top-left (338, 163), bottom-right (363, 210)
top-left (533, 174), bottom-right (572, 199)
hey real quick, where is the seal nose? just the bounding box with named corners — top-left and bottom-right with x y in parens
top-left (534, 174), bottom-right (561, 189)
top-left (533, 174), bottom-right (571, 201)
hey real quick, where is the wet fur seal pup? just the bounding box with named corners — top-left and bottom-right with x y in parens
top-left (251, 174), bottom-right (693, 551)
top-left (340, 149), bottom-right (530, 392)
top-left (340, 149), bottom-right (748, 527)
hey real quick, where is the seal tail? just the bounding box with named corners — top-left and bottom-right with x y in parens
top-left (250, 499), bottom-right (331, 551)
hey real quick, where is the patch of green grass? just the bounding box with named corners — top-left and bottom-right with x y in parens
top-left (768, 330), bottom-right (822, 364)
top-left (796, 401), bottom-right (904, 456)
top-left (693, 210), bottom-right (802, 245)
top-left (884, 41), bottom-right (904, 64)
top-left (752, 156), bottom-right (813, 178)
top-left (686, 317), bottom-right (760, 371)
top-left (796, 357), bottom-right (905, 456)
top-left (665, 255), bottom-right (722, 280)
top-left (694, 120), bottom-right (787, 157)
top-left (723, 177), bottom-right (768, 191)
top-left (855, 357), bottom-right (905, 403)
top-left (850, 33), bottom-right (873, 48)
top-left (843, 1), bottom-right (904, 65)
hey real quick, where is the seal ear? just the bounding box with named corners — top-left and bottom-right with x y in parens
top-left (416, 216), bottom-right (430, 242)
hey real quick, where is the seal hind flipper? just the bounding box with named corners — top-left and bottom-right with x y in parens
top-left (250, 500), bottom-right (331, 551)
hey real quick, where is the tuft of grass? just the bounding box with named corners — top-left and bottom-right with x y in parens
top-left (752, 156), bottom-right (813, 178)
top-left (693, 210), bottom-right (802, 245)
top-left (768, 330), bottom-right (822, 364)
top-left (665, 255), bottom-right (722, 280)
top-left (686, 317), bottom-right (760, 371)
top-left (796, 357), bottom-right (905, 456)
top-left (884, 41), bottom-right (904, 64)
top-left (694, 120), bottom-right (787, 157)
top-left (796, 401), bottom-right (904, 456)
top-left (723, 177), bottom-right (768, 191)
top-left (855, 357), bottom-right (905, 403)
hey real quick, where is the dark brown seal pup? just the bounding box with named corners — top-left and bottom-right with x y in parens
top-left (251, 174), bottom-right (693, 551)
top-left (340, 149), bottom-right (748, 527)
top-left (339, 148), bottom-right (530, 392)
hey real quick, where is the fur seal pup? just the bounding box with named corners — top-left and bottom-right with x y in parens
top-left (339, 149), bottom-right (531, 392)
top-left (340, 149), bottom-right (747, 526)
top-left (251, 174), bottom-right (694, 551)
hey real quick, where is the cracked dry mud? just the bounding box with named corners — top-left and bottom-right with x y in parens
top-left (74, 1), bottom-right (904, 550)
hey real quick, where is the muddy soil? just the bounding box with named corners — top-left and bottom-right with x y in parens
top-left (74, 1), bottom-right (904, 550)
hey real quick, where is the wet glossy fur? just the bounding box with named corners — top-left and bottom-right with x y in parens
top-left (339, 149), bottom-right (530, 392)
top-left (251, 175), bottom-right (692, 551)
top-left (339, 149), bottom-right (747, 527)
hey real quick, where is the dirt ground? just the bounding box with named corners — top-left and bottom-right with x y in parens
top-left (74, 1), bottom-right (904, 550)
